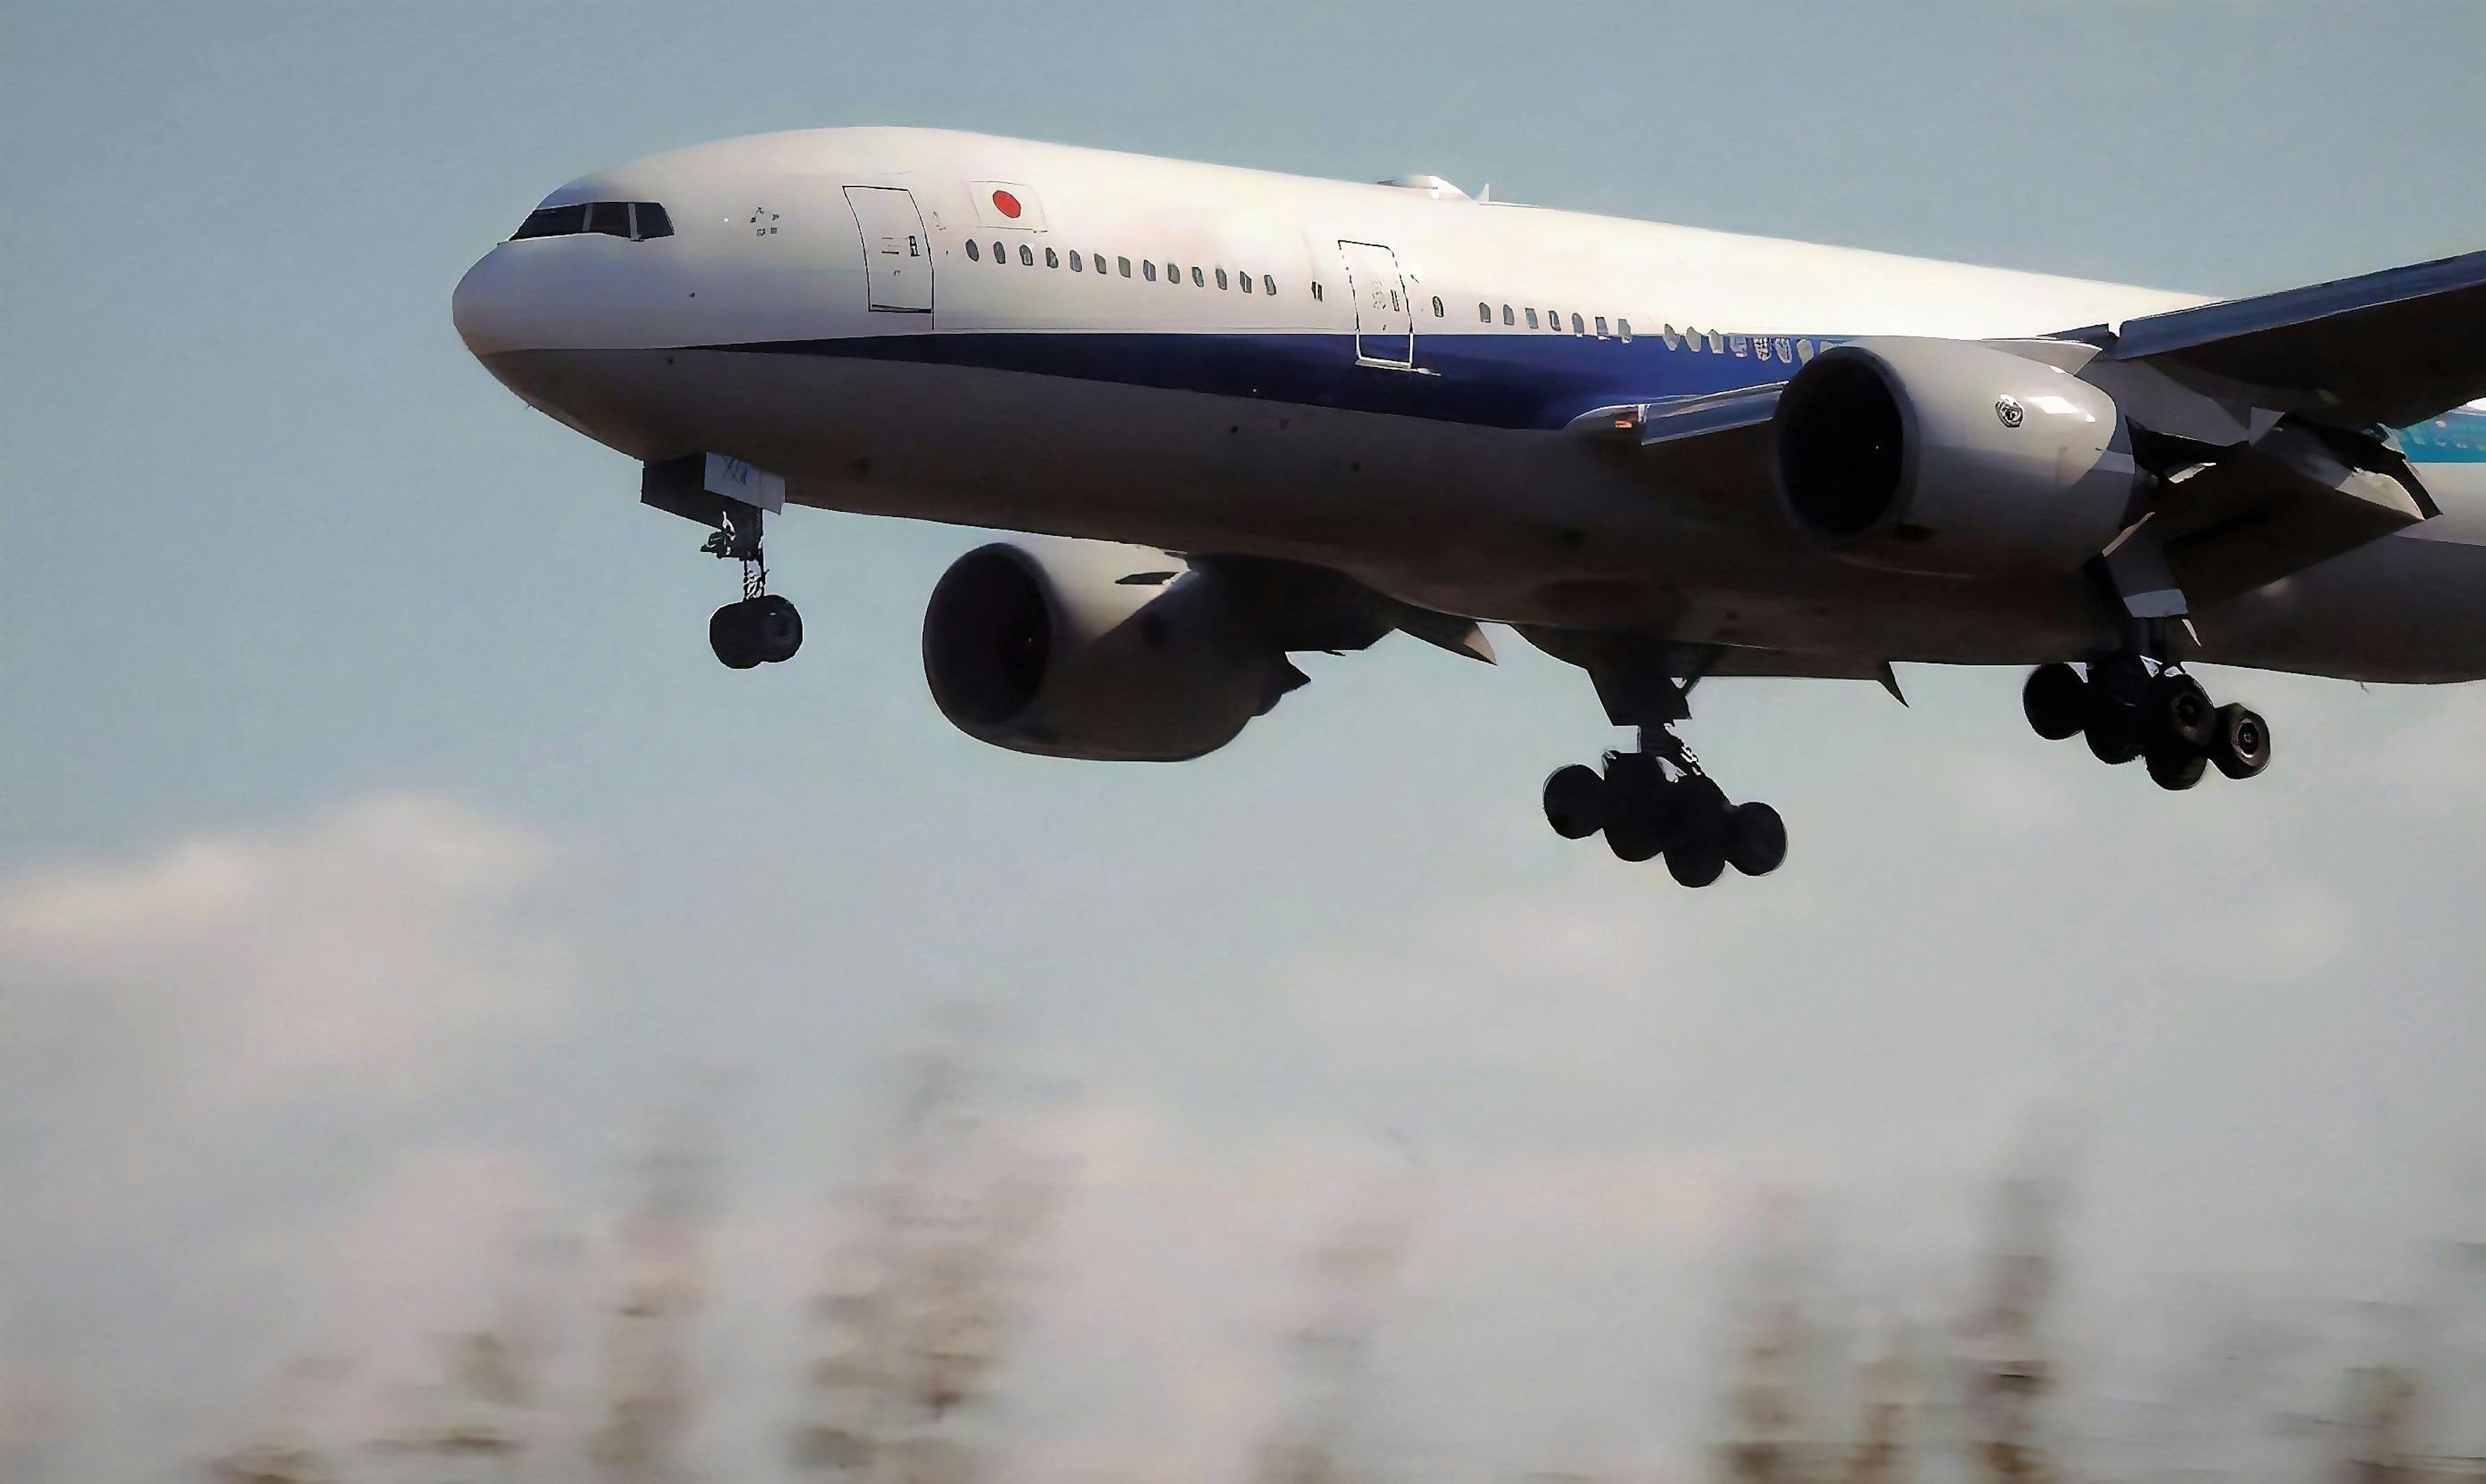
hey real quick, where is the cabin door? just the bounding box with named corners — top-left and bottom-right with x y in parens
top-left (1336, 241), bottom-right (1413, 368)
top-left (845, 186), bottom-right (934, 314)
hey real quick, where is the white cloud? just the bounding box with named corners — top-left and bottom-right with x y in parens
top-left (0, 794), bottom-right (577, 1127)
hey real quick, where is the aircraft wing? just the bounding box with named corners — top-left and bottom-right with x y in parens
top-left (2074, 246), bottom-right (2486, 428)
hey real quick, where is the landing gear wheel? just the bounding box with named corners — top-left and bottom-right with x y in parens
top-left (2082, 653), bottom-right (2146, 764)
top-left (1724, 802), bottom-right (1787, 877)
top-left (1662, 777), bottom-right (1730, 888)
top-left (2144, 672), bottom-right (2215, 751)
top-left (750, 593), bottom-right (803, 663)
top-left (1542, 764), bottom-right (1607, 839)
top-left (711, 595), bottom-right (803, 668)
top-left (2209, 704), bottom-right (2272, 780)
top-left (1602, 754), bottom-right (1668, 863)
top-left (2145, 742), bottom-right (2208, 792)
top-left (2022, 663), bottom-right (2088, 741)
top-left (2084, 712), bottom-right (2143, 765)
top-left (710, 601), bottom-right (765, 669)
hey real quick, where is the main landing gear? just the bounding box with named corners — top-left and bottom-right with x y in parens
top-left (1541, 725), bottom-right (1787, 887)
top-left (2021, 654), bottom-right (2271, 788)
top-left (703, 507), bottom-right (803, 670)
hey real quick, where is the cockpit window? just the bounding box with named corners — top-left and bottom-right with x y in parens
top-left (508, 201), bottom-right (674, 242)
top-left (511, 205), bottom-right (586, 239)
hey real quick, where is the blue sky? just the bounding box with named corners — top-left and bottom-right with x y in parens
top-left (6, 3), bottom-right (2486, 1479)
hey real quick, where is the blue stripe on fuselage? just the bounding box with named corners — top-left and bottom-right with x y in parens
top-left (712, 329), bottom-right (1809, 430)
top-left (711, 329), bottom-right (2486, 449)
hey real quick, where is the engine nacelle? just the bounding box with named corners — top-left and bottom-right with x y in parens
top-left (921, 538), bottom-right (1303, 762)
top-left (1772, 337), bottom-right (2137, 577)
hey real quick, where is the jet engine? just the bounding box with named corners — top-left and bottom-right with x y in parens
top-left (1772, 337), bottom-right (2138, 577)
top-left (921, 538), bottom-right (1306, 761)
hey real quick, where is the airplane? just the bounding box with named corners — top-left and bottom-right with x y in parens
top-left (451, 127), bottom-right (2486, 887)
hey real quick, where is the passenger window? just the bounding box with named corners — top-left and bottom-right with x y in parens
top-left (1775, 338), bottom-right (1794, 362)
top-left (1045, 247), bottom-right (1059, 268)
top-left (1119, 256), bottom-right (1132, 278)
top-left (1240, 271), bottom-right (1253, 293)
top-left (1144, 261), bottom-right (1158, 282)
top-left (633, 203), bottom-right (673, 239)
top-left (1019, 243), bottom-right (1035, 266)
top-left (1217, 267), bottom-right (1229, 289)
top-left (1708, 332), bottom-right (1725, 353)
top-left (1167, 263), bottom-right (1180, 285)
top-left (1730, 335), bottom-right (1749, 356)
top-left (1389, 290), bottom-right (1402, 311)
top-left (1663, 325), bottom-right (1680, 349)
top-left (1478, 302), bottom-right (1491, 322)
top-left (1618, 318), bottom-right (1631, 342)
top-left (1264, 274), bottom-right (1277, 296)
top-left (1595, 316), bottom-right (1608, 337)
top-left (1312, 282), bottom-right (1323, 301)
top-left (1571, 313), bottom-right (1585, 335)
top-left (1797, 338), bottom-right (1815, 360)
top-left (1524, 308), bottom-right (1539, 328)
top-left (1502, 305), bottom-right (1514, 325)
top-left (965, 239), bottom-right (981, 262)
top-left (1433, 295), bottom-right (1444, 317)
top-left (1191, 265), bottom-right (1204, 287)
top-left (1069, 250), bottom-right (1082, 271)
top-left (1756, 339), bottom-right (1774, 362)
top-left (991, 241), bottom-right (1006, 263)
top-left (1547, 310), bottom-right (1562, 331)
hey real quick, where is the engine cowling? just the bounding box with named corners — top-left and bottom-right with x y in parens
top-left (1772, 337), bottom-right (2137, 576)
top-left (921, 538), bottom-right (1303, 761)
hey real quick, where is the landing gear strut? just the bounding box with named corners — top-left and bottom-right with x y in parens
top-left (640, 452), bottom-right (804, 671)
top-left (1541, 707), bottom-right (1786, 886)
top-left (703, 507), bottom-right (803, 669)
top-left (2022, 650), bottom-right (2270, 788)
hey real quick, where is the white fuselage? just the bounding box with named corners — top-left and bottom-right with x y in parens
top-left (453, 127), bottom-right (2486, 681)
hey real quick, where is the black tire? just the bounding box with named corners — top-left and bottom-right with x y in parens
top-left (1602, 754), bottom-right (1666, 862)
top-left (1541, 764), bottom-right (1607, 839)
top-left (752, 593), bottom-right (804, 663)
top-left (2209, 704), bottom-right (2272, 780)
top-left (2145, 742), bottom-right (2208, 791)
top-left (710, 601), bottom-right (763, 669)
top-left (2144, 672), bottom-right (2215, 751)
top-left (2022, 663), bottom-right (2087, 741)
top-left (1724, 801), bottom-right (1787, 876)
top-left (1663, 777), bottom-right (1730, 886)
top-left (2085, 711), bottom-right (2142, 764)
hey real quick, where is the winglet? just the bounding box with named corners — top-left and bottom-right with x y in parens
top-left (1877, 662), bottom-right (1908, 706)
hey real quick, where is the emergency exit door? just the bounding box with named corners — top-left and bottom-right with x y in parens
top-left (845, 186), bottom-right (934, 313)
top-left (1336, 240), bottom-right (1413, 367)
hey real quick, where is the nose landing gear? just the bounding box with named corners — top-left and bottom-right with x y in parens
top-left (1541, 725), bottom-right (1787, 886)
top-left (639, 452), bottom-right (805, 671)
top-left (2022, 656), bottom-right (2269, 788)
top-left (703, 513), bottom-right (803, 669)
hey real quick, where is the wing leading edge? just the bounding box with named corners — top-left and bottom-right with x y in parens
top-left (2068, 246), bottom-right (2486, 430)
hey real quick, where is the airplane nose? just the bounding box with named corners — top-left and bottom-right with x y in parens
top-left (451, 247), bottom-right (527, 358)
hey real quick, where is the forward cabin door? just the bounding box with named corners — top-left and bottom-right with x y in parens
top-left (845, 186), bottom-right (934, 314)
top-left (1336, 241), bottom-right (1413, 368)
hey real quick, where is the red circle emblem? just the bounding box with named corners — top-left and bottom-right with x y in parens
top-left (991, 189), bottom-right (1022, 219)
